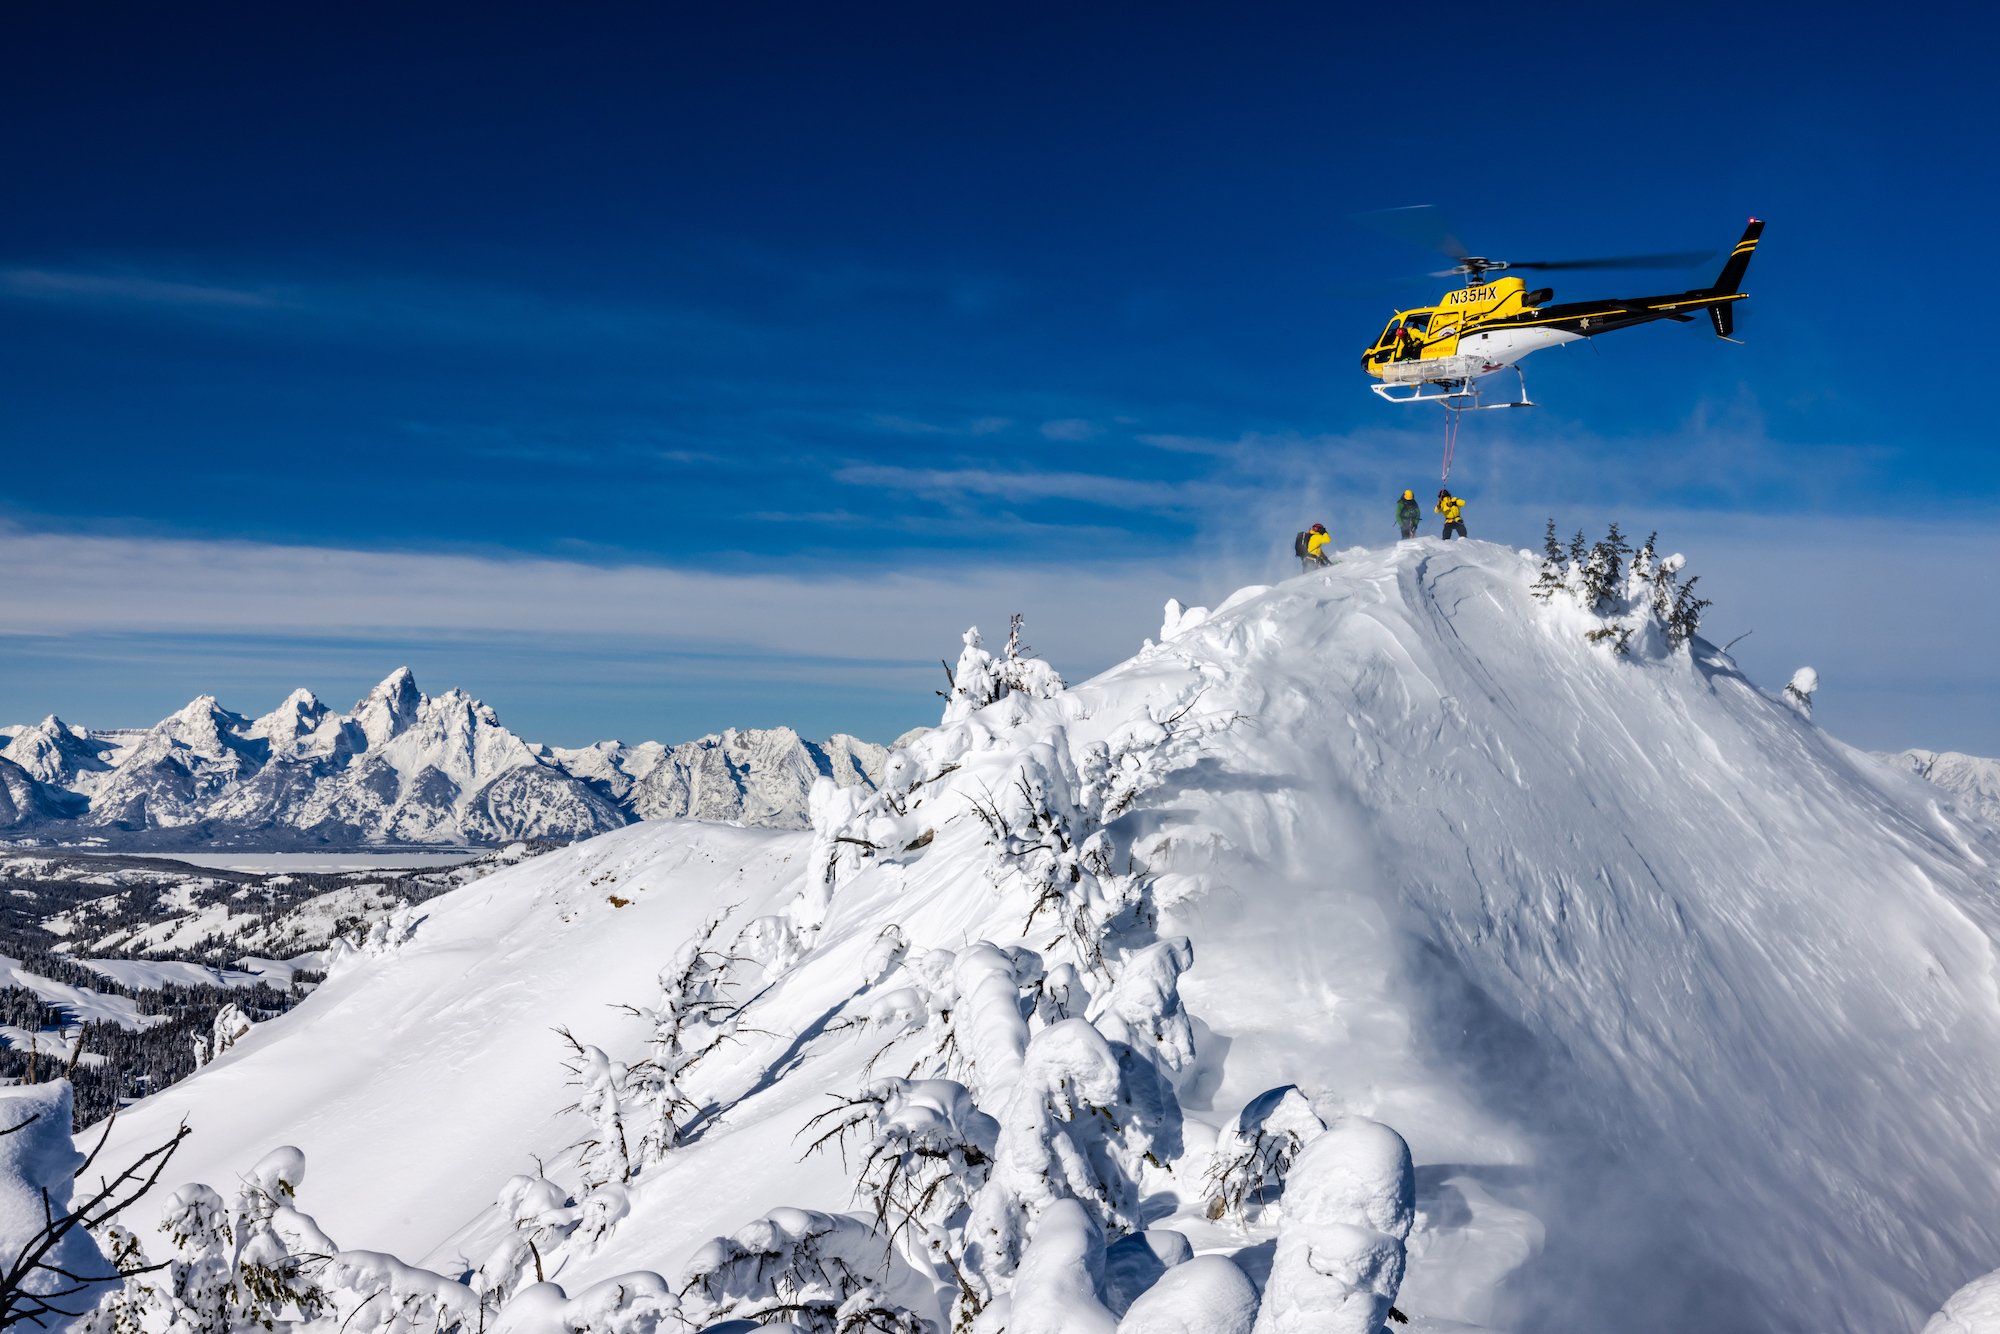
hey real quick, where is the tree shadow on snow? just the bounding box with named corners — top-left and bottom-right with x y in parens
top-left (680, 988), bottom-right (864, 1143)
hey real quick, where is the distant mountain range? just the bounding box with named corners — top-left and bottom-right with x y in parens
top-left (1876, 748), bottom-right (2000, 828)
top-left (0, 668), bottom-right (890, 848)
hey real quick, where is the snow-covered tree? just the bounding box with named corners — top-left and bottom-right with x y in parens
top-left (1533, 522), bottom-right (1714, 657)
top-left (1786, 666), bottom-right (1819, 717)
top-left (678, 1207), bottom-right (942, 1332)
top-left (616, 912), bottom-right (757, 1169)
top-left (471, 1174), bottom-right (575, 1298)
top-left (1531, 519), bottom-right (1566, 602)
top-left (84, 1146), bottom-right (335, 1334)
top-left (557, 1031), bottom-right (634, 1190)
top-left (958, 1019), bottom-right (1181, 1311)
top-left (1088, 937), bottom-right (1195, 1081)
top-left (804, 1076), bottom-right (998, 1289)
top-left (1201, 1085), bottom-right (1327, 1225)
top-left (210, 1004), bottom-right (250, 1061)
top-left (941, 617), bottom-right (1067, 725)
top-left (1002, 1199), bottom-right (1116, 1334)
top-left (1581, 523), bottom-right (1630, 612)
top-left (486, 1271), bottom-right (680, 1334)
top-left (0, 1083), bottom-right (127, 1330)
top-left (1250, 1118), bottom-right (1414, 1334)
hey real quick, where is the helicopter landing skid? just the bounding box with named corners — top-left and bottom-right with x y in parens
top-left (1371, 365), bottom-right (1534, 413)
top-left (1370, 365), bottom-right (1536, 481)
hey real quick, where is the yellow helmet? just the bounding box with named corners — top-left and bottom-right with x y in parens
top-left (1402, 490), bottom-right (1413, 499)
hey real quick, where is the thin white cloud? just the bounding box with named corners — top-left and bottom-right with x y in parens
top-left (868, 414), bottom-right (955, 435)
top-left (0, 526), bottom-right (1211, 682)
top-left (835, 464), bottom-right (1198, 511)
top-left (0, 263), bottom-right (748, 351)
top-left (1040, 418), bottom-right (1099, 442)
top-left (0, 268), bottom-right (287, 310)
top-left (868, 413), bottom-right (1017, 438)
top-left (1134, 432), bottom-right (1238, 456)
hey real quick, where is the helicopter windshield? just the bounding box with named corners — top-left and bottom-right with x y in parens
top-left (1378, 313), bottom-right (1429, 349)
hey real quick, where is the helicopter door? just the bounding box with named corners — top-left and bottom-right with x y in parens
top-left (1421, 309), bottom-right (1462, 359)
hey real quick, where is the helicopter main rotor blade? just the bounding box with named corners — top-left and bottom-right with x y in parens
top-left (1510, 250), bottom-right (1716, 272)
top-left (1354, 205), bottom-right (1470, 262)
top-left (1329, 274), bottom-right (1443, 299)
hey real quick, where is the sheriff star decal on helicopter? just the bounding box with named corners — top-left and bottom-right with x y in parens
top-left (1351, 210), bottom-right (1764, 478)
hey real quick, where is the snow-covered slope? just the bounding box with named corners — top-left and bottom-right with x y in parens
top-left (0, 757), bottom-right (80, 829)
top-left (90, 539), bottom-right (2000, 1333)
top-left (0, 716), bottom-right (115, 795)
top-left (1881, 749), bottom-right (2000, 829)
top-left (2, 671), bottom-right (889, 847)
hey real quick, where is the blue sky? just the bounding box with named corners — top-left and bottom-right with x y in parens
top-left (3, 3), bottom-right (1997, 752)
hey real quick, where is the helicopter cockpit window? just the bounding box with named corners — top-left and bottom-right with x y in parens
top-left (1379, 315), bottom-right (1423, 348)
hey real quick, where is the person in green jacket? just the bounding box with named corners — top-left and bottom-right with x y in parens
top-left (1396, 489), bottom-right (1421, 540)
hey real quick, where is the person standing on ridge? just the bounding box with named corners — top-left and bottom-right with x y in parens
top-left (1294, 522), bottom-right (1333, 571)
top-left (1435, 488), bottom-right (1467, 541)
top-left (1396, 489), bottom-right (1422, 540)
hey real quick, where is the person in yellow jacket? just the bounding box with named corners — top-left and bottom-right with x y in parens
top-left (1435, 488), bottom-right (1467, 541)
top-left (1296, 522), bottom-right (1333, 571)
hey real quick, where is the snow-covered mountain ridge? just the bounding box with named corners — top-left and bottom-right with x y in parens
top-left (0, 672), bottom-right (888, 847)
top-left (76, 537), bottom-right (2000, 1333)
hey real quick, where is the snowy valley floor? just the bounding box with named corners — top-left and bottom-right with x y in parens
top-left (81, 536), bottom-right (2000, 1334)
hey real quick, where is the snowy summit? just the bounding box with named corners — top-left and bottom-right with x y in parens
top-left (30, 537), bottom-right (2000, 1333)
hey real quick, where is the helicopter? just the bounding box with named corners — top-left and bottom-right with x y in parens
top-left (1360, 216), bottom-right (1764, 413)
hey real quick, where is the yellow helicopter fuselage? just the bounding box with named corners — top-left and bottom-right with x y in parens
top-left (1360, 219), bottom-right (1762, 404)
top-left (1362, 277), bottom-right (1561, 378)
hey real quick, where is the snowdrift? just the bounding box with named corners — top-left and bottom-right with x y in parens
top-left (87, 537), bottom-right (2000, 1333)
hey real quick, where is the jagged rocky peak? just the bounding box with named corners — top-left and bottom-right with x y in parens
top-left (0, 714), bottom-right (113, 786)
top-left (427, 687), bottom-right (505, 729)
top-left (159, 694), bottom-right (253, 758)
top-left (352, 667), bottom-right (424, 746)
top-left (379, 685), bottom-right (540, 787)
top-left (249, 689), bottom-right (330, 752)
top-left (622, 725), bottom-right (890, 828)
top-left (544, 739), bottom-right (670, 800)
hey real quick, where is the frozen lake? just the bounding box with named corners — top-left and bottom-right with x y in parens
top-left (63, 850), bottom-right (487, 873)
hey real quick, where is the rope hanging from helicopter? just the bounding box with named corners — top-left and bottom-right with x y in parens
top-left (1440, 405), bottom-right (1460, 481)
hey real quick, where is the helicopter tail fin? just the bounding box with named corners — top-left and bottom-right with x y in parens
top-left (1709, 218), bottom-right (1764, 297)
top-left (1710, 303), bottom-right (1735, 339)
